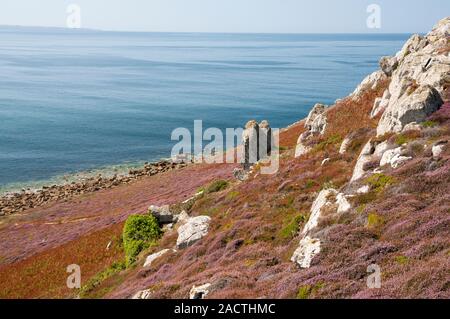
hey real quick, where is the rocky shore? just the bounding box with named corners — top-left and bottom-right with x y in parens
top-left (0, 160), bottom-right (188, 216)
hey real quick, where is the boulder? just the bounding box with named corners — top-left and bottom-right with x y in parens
top-left (432, 140), bottom-right (448, 158)
top-left (290, 236), bottom-right (321, 269)
top-left (303, 188), bottom-right (337, 235)
top-left (149, 205), bottom-right (176, 224)
top-left (350, 141), bottom-right (376, 182)
top-left (131, 289), bottom-right (152, 299)
top-left (176, 215), bottom-right (211, 249)
top-left (377, 85), bottom-right (443, 135)
top-left (143, 249), bottom-right (172, 267)
top-left (380, 147), bottom-right (412, 168)
top-left (336, 193), bottom-right (352, 214)
top-left (371, 89), bottom-right (391, 118)
top-left (351, 70), bottom-right (387, 100)
top-left (380, 56), bottom-right (398, 76)
top-left (189, 283), bottom-right (212, 299)
top-left (305, 103), bottom-right (326, 129)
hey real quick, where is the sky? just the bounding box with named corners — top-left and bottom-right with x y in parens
top-left (0, 0), bottom-right (448, 33)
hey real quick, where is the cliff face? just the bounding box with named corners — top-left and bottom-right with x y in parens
top-left (0, 18), bottom-right (449, 299)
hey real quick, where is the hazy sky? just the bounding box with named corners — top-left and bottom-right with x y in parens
top-left (1, 0), bottom-right (448, 33)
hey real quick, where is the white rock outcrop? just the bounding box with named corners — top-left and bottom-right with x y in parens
top-left (295, 104), bottom-right (328, 158)
top-left (380, 147), bottom-right (412, 168)
top-left (336, 193), bottom-right (352, 214)
top-left (143, 249), bottom-right (172, 267)
top-left (176, 215), bottom-right (211, 249)
top-left (432, 140), bottom-right (448, 158)
top-left (351, 70), bottom-right (387, 101)
top-left (189, 283), bottom-right (212, 299)
top-left (290, 236), bottom-right (321, 269)
top-left (131, 289), bottom-right (152, 299)
top-left (302, 189), bottom-right (337, 235)
top-left (376, 18), bottom-right (449, 136)
top-left (350, 141), bottom-right (375, 182)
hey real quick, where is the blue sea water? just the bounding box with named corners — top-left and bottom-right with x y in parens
top-left (0, 27), bottom-right (410, 192)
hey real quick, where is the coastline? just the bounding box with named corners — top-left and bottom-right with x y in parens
top-left (0, 159), bottom-right (189, 216)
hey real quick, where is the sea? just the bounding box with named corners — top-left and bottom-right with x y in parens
top-left (0, 26), bottom-right (410, 193)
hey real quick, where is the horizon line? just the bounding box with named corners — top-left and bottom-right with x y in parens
top-left (0, 24), bottom-right (419, 36)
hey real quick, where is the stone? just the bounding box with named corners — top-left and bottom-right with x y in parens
top-left (303, 188), bottom-right (337, 235)
top-left (432, 140), bottom-right (448, 158)
top-left (357, 185), bottom-right (370, 194)
top-left (339, 136), bottom-right (352, 154)
top-left (149, 205), bottom-right (176, 224)
top-left (336, 193), bottom-right (352, 214)
top-left (377, 85), bottom-right (443, 136)
top-left (189, 283), bottom-right (212, 299)
top-left (351, 70), bottom-right (387, 100)
top-left (131, 289), bottom-right (152, 299)
top-left (380, 147), bottom-right (412, 168)
top-left (321, 158), bottom-right (330, 166)
top-left (143, 249), bottom-right (171, 267)
top-left (242, 120), bottom-right (273, 169)
top-left (380, 56), bottom-right (398, 76)
top-left (290, 236), bottom-right (321, 269)
top-left (371, 89), bottom-right (391, 118)
top-left (350, 141), bottom-right (375, 182)
top-left (294, 136), bottom-right (312, 158)
top-left (305, 103), bottom-right (326, 130)
top-left (176, 215), bottom-right (211, 249)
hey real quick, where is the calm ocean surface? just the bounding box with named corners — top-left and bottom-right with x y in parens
top-left (0, 27), bottom-right (410, 192)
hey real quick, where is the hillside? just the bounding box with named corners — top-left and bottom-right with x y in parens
top-left (0, 17), bottom-right (449, 299)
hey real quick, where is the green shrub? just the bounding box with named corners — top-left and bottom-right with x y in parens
top-left (366, 173), bottom-right (395, 192)
top-left (205, 180), bottom-right (229, 194)
top-left (314, 134), bottom-right (343, 152)
top-left (79, 260), bottom-right (126, 298)
top-left (279, 214), bottom-right (306, 239)
top-left (305, 179), bottom-right (316, 189)
top-left (296, 282), bottom-right (324, 299)
top-left (395, 255), bottom-right (409, 265)
top-left (123, 214), bottom-right (161, 266)
top-left (422, 120), bottom-right (437, 128)
top-left (366, 213), bottom-right (385, 229)
top-left (395, 134), bottom-right (409, 146)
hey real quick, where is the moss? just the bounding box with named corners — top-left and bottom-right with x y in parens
top-left (422, 120), bottom-right (438, 128)
top-left (395, 255), bottom-right (409, 265)
top-left (395, 134), bottom-right (409, 145)
top-left (366, 173), bottom-right (395, 192)
top-left (122, 214), bottom-right (161, 266)
top-left (314, 134), bottom-right (343, 152)
top-left (79, 260), bottom-right (126, 298)
top-left (226, 191), bottom-right (239, 200)
top-left (296, 282), bottom-right (324, 299)
top-left (205, 180), bottom-right (229, 194)
top-left (366, 213), bottom-right (385, 229)
top-left (279, 214), bottom-right (306, 239)
top-left (305, 179), bottom-right (316, 189)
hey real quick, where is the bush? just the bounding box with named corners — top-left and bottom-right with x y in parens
top-left (296, 282), bottom-right (324, 299)
top-left (205, 180), bottom-right (229, 194)
top-left (366, 173), bottom-right (395, 192)
top-left (366, 213), bottom-right (385, 230)
top-left (123, 214), bottom-right (161, 266)
top-left (279, 214), bottom-right (306, 239)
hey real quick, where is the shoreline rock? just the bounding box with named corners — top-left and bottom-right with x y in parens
top-left (0, 160), bottom-right (188, 217)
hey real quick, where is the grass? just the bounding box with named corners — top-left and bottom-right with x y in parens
top-left (279, 214), bottom-right (306, 240)
top-left (366, 173), bottom-right (395, 192)
top-left (79, 260), bottom-right (126, 298)
top-left (123, 214), bottom-right (161, 266)
top-left (296, 282), bottom-right (325, 299)
top-left (395, 255), bottom-right (410, 265)
top-left (366, 213), bottom-right (385, 229)
top-left (422, 120), bottom-right (438, 128)
top-left (313, 134), bottom-right (343, 152)
top-left (205, 180), bottom-right (229, 194)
